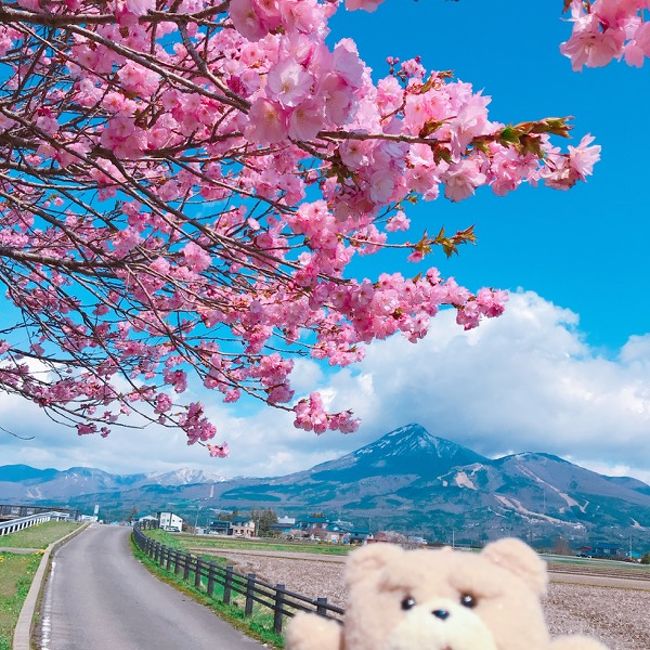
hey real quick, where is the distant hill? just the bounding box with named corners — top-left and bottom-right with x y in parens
top-left (0, 464), bottom-right (223, 501)
top-left (2, 424), bottom-right (649, 546)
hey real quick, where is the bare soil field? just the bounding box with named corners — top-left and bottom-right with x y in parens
top-left (211, 552), bottom-right (650, 650)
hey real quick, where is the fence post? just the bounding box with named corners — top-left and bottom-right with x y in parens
top-left (245, 573), bottom-right (256, 617)
top-left (316, 597), bottom-right (328, 616)
top-left (160, 545), bottom-right (166, 567)
top-left (223, 565), bottom-right (234, 604)
top-left (154, 542), bottom-right (160, 563)
top-left (194, 558), bottom-right (202, 589)
top-left (174, 550), bottom-right (181, 575)
top-left (207, 563), bottom-right (215, 597)
top-left (166, 547), bottom-right (172, 570)
top-left (183, 553), bottom-right (191, 581)
top-left (273, 584), bottom-right (286, 633)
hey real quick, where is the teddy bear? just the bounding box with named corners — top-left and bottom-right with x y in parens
top-left (285, 538), bottom-right (609, 650)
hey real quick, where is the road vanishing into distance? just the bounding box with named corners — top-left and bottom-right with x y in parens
top-left (40, 525), bottom-right (263, 650)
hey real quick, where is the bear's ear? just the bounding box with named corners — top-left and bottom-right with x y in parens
top-left (481, 538), bottom-right (548, 595)
top-left (345, 543), bottom-right (403, 586)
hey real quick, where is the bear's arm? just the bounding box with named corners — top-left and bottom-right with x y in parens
top-left (285, 613), bottom-right (343, 650)
top-left (550, 635), bottom-right (610, 650)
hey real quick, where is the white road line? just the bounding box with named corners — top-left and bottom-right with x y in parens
top-left (40, 560), bottom-right (56, 650)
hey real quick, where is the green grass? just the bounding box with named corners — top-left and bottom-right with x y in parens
top-left (0, 553), bottom-right (41, 650)
top-left (151, 531), bottom-right (350, 556)
top-left (131, 537), bottom-right (285, 648)
top-left (0, 521), bottom-right (79, 550)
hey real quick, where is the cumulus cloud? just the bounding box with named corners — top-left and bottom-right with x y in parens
top-left (318, 291), bottom-right (650, 482)
top-left (1, 290), bottom-right (649, 483)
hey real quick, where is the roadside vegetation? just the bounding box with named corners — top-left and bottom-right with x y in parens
top-left (0, 522), bottom-right (79, 549)
top-left (147, 530), bottom-right (350, 556)
top-left (0, 553), bottom-right (41, 650)
top-left (132, 537), bottom-right (284, 647)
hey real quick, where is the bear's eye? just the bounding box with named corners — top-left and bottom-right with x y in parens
top-left (460, 593), bottom-right (477, 608)
top-left (401, 596), bottom-right (416, 610)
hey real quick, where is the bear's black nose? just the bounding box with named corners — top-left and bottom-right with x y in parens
top-left (432, 609), bottom-right (450, 620)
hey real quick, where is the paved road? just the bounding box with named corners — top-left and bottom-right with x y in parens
top-left (193, 547), bottom-right (650, 591)
top-left (40, 525), bottom-right (263, 650)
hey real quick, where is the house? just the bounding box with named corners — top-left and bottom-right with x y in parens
top-left (157, 511), bottom-right (183, 533)
top-left (271, 515), bottom-right (296, 536)
top-left (348, 529), bottom-right (372, 545)
top-left (296, 515), bottom-right (329, 531)
top-left (231, 516), bottom-right (255, 538)
top-left (209, 520), bottom-right (231, 535)
top-left (304, 520), bottom-right (351, 544)
top-left (591, 542), bottom-right (626, 559)
top-left (308, 526), bottom-right (346, 544)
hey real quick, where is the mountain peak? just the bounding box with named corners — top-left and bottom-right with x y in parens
top-left (309, 424), bottom-right (488, 482)
top-left (367, 424), bottom-right (485, 460)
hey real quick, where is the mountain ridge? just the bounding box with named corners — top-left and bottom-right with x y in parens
top-left (2, 424), bottom-right (649, 545)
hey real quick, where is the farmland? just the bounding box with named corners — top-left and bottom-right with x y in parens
top-left (166, 536), bottom-right (648, 650)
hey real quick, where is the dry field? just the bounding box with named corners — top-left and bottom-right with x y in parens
top-left (210, 551), bottom-right (650, 650)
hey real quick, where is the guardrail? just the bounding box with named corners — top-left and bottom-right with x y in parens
top-left (0, 504), bottom-right (78, 521)
top-left (132, 525), bottom-right (343, 633)
top-left (0, 511), bottom-right (70, 537)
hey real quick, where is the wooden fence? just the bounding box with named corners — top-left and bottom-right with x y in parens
top-left (131, 525), bottom-right (343, 634)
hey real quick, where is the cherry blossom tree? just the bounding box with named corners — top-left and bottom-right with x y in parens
top-left (0, 0), bottom-right (600, 454)
top-left (561, 0), bottom-right (650, 69)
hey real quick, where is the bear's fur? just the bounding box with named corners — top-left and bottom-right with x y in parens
top-left (285, 538), bottom-right (608, 650)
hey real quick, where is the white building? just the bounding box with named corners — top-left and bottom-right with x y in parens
top-left (158, 511), bottom-right (183, 532)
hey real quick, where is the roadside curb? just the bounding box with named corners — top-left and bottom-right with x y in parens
top-left (12, 523), bottom-right (90, 650)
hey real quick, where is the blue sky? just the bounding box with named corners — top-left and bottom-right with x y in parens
top-left (331, 0), bottom-right (649, 351)
top-left (2, 1), bottom-right (649, 482)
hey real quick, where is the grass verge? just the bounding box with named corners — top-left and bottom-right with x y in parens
top-left (131, 537), bottom-right (285, 648)
top-left (0, 521), bottom-right (80, 549)
top-left (146, 529), bottom-right (349, 556)
top-left (0, 553), bottom-right (41, 650)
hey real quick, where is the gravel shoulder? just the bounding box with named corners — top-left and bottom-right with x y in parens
top-left (206, 550), bottom-right (650, 650)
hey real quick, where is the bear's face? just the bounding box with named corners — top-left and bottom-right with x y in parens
top-left (342, 539), bottom-right (551, 650)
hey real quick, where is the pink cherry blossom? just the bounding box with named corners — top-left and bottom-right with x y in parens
top-left (345, 0), bottom-right (384, 12)
top-left (247, 97), bottom-right (289, 143)
top-left (125, 0), bottom-right (155, 16)
top-left (386, 211), bottom-right (410, 232)
top-left (560, 0), bottom-right (650, 70)
top-left (230, 0), bottom-right (268, 41)
top-left (182, 242), bottom-right (212, 273)
top-left (267, 59), bottom-right (313, 108)
top-left (443, 160), bottom-right (487, 202)
top-left (0, 0), bottom-right (599, 458)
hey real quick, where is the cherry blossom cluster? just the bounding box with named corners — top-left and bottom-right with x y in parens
top-left (562, 0), bottom-right (650, 69)
top-left (0, 0), bottom-right (599, 454)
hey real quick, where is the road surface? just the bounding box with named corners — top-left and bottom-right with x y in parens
top-left (39, 525), bottom-right (263, 650)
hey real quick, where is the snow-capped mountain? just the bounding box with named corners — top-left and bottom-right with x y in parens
top-left (145, 468), bottom-right (225, 486)
top-left (0, 464), bottom-right (222, 500)
top-left (2, 424), bottom-right (649, 545)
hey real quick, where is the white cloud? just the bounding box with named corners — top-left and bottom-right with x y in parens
top-left (1, 290), bottom-right (649, 484)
